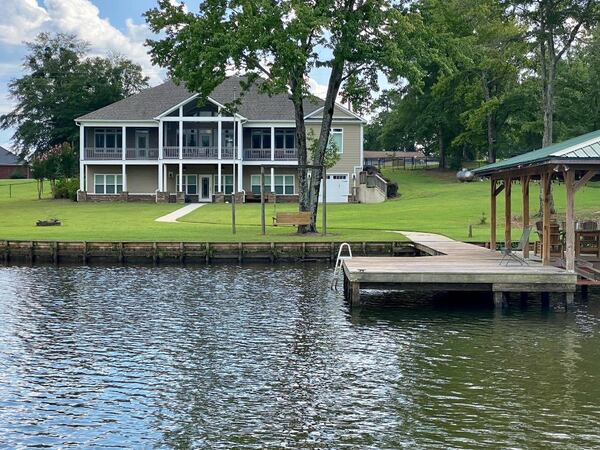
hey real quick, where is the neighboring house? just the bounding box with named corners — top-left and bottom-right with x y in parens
top-left (75, 76), bottom-right (365, 203)
top-left (0, 146), bottom-right (30, 179)
top-left (364, 150), bottom-right (427, 167)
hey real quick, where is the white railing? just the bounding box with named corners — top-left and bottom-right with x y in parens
top-left (244, 148), bottom-right (298, 161)
top-left (84, 148), bottom-right (122, 160)
top-left (126, 148), bottom-right (159, 160)
top-left (163, 146), bottom-right (235, 160)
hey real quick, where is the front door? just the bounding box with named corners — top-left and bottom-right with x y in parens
top-left (199, 175), bottom-right (211, 202)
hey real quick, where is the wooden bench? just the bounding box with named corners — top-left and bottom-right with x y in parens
top-left (272, 212), bottom-right (312, 226)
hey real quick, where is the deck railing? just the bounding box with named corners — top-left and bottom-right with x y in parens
top-left (126, 148), bottom-right (159, 160)
top-left (243, 148), bottom-right (298, 161)
top-left (84, 148), bottom-right (122, 160)
top-left (163, 146), bottom-right (235, 159)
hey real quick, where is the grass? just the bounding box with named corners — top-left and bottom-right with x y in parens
top-left (1, 170), bottom-right (600, 242)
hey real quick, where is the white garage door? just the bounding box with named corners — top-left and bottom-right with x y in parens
top-left (320, 173), bottom-right (349, 203)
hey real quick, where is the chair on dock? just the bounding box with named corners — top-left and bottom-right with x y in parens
top-left (499, 226), bottom-right (532, 265)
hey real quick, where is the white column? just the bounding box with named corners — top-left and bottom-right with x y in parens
top-left (178, 120), bottom-right (183, 160)
top-left (122, 163), bottom-right (127, 192)
top-left (79, 124), bottom-right (85, 191)
top-left (271, 126), bottom-right (275, 161)
top-left (271, 167), bottom-right (275, 193)
top-left (122, 126), bottom-right (126, 161)
top-left (158, 163), bottom-right (163, 192)
top-left (158, 120), bottom-right (163, 160)
top-left (178, 162), bottom-right (183, 192)
top-left (237, 118), bottom-right (243, 160)
top-left (163, 164), bottom-right (168, 193)
top-left (85, 165), bottom-right (89, 193)
top-left (237, 162), bottom-right (243, 192)
top-left (218, 116), bottom-right (222, 160)
top-left (217, 163), bottom-right (222, 192)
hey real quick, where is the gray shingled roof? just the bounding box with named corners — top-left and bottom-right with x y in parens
top-left (0, 146), bottom-right (22, 165)
top-left (76, 76), bottom-right (329, 121)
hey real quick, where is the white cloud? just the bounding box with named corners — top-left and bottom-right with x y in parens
top-left (0, 0), bottom-right (50, 45)
top-left (0, 0), bottom-right (164, 84)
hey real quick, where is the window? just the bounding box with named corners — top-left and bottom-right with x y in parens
top-left (94, 174), bottom-right (123, 194)
top-left (329, 128), bottom-right (343, 153)
top-left (94, 129), bottom-right (122, 151)
top-left (275, 129), bottom-right (295, 149)
top-left (252, 174), bottom-right (294, 195)
top-left (213, 174), bottom-right (234, 194)
top-left (136, 130), bottom-right (148, 149)
top-left (250, 129), bottom-right (271, 149)
top-left (176, 174), bottom-right (198, 194)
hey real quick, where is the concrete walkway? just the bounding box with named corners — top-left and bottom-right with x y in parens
top-left (155, 203), bottom-right (206, 223)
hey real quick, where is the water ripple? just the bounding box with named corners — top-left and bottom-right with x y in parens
top-left (0, 264), bottom-right (599, 448)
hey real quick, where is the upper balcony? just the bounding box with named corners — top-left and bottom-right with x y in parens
top-left (163, 146), bottom-right (235, 160)
top-left (243, 148), bottom-right (298, 161)
top-left (84, 147), bottom-right (159, 160)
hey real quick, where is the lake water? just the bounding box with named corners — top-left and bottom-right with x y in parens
top-left (1, 264), bottom-right (599, 449)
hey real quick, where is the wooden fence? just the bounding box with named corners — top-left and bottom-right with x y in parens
top-left (0, 240), bottom-right (418, 265)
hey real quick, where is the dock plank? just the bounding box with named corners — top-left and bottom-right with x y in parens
top-left (342, 232), bottom-right (577, 299)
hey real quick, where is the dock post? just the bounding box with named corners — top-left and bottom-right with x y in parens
top-left (541, 292), bottom-right (550, 310)
top-left (350, 282), bottom-right (361, 307)
top-left (581, 285), bottom-right (589, 300)
top-left (520, 292), bottom-right (528, 308)
top-left (565, 292), bottom-right (575, 309)
top-left (493, 291), bottom-right (504, 309)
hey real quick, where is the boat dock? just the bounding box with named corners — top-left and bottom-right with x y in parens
top-left (342, 232), bottom-right (578, 308)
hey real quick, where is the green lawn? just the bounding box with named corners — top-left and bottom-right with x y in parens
top-left (1, 171), bottom-right (599, 242)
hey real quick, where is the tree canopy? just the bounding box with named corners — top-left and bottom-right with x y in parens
top-left (0, 32), bottom-right (149, 158)
top-left (367, 0), bottom-right (600, 171)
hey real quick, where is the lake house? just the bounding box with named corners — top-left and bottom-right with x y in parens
top-left (75, 76), bottom-right (365, 203)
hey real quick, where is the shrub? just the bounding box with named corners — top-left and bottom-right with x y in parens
top-left (9, 170), bottom-right (26, 179)
top-left (54, 178), bottom-right (79, 201)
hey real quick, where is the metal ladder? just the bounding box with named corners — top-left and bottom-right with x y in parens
top-left (331, 243), bottom-right (353, 291)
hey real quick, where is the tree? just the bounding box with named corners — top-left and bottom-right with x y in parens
top-left (0, 32), bottom-right (149, 158)
top-left (145, 0), bottom-right (426, 233)
top-left (510, 0), bottom-right (600, 148)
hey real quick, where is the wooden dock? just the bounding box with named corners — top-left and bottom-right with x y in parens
top-left (342, 232), bottom-right (578, 308)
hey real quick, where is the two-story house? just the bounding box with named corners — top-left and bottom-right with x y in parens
top-left (75, 76), bottom-right (365, 203)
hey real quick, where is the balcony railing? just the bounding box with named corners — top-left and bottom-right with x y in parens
top-left (126, 148), bottom-right (158, 160)
top-left (163, 146), bottom-right (236, 159)
top-left (84, 148), bottom-right (160, 160)
top-left (243, 148), bottom-right (298, 161)
top-left (84, 148), bottom-right (122, 160)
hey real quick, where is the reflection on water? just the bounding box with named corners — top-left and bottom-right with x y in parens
top-left (0, 264), bottom-right (599, 448)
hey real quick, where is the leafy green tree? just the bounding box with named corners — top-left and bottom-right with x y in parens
top-left (1, 32), bottom-right (149, 158)
top-left (509, 0), bottom-right (600, 148)
top-left (145, 0), bottom-right (427, 233)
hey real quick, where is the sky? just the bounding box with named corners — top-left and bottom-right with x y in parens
top-left (0, 0), bottom-right (335, 151)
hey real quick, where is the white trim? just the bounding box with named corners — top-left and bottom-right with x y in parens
top-left (251, 173), bottom-right (295, 195)
top-left (93, 173), bottom-right (124, 195)
top-left (304, 104), bottom-right (366, 122)
top-left (305, 119), bottom-right (365, 124)
top-left (122, 126), bottom-right (126, 161)
top-left (160, 116), bottom-right (238, 122)
top-left (155, 94), bottom-right (248, 120)
top-left (270, 126), bottom-right (275, 161)
top-left (243, 120), bottom-right (296, 127)
top-left (359, 124), bottom-right (364, 164)
top-left (176, 173), bottom-right (200, 196)
top-left (551, 136), bottom-right (600, 157)
top-left (330, 128), bottom-right (344, 154)
top-left (78, 120), bottom-right (158, 127)
top-left (243, 160), bottom-right (298, 166)
top-left (83, 160), bottom-right (160, 165)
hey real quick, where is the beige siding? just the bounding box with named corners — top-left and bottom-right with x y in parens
top-left (306, 122), bottom-right (362, 175)
top-left (127, 166), bottom-right (158, 193)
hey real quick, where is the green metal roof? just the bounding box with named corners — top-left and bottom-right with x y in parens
top-left (474, 128), bottom-right (600, 175)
